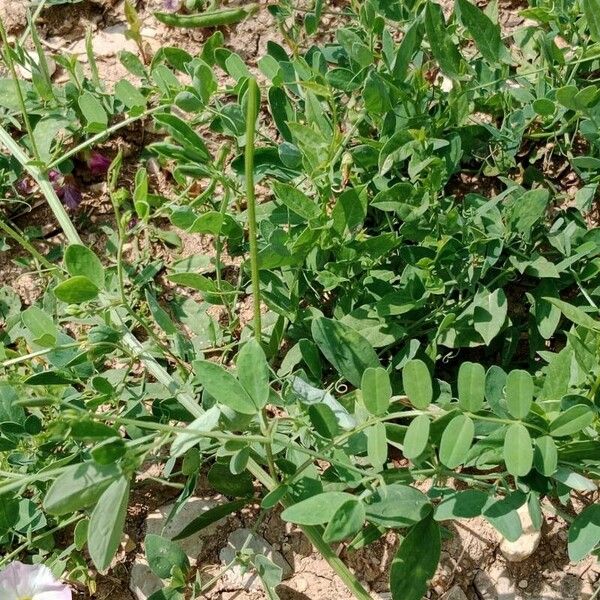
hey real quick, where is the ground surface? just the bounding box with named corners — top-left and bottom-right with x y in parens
top-left (1, 0), bottom-right (599, 598)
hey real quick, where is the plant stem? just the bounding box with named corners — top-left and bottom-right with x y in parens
top-left (247, 458), bottom-right (373, 600)
top-left (0, 18), bottom-right (41, 161)
top-left (45, 105), bottom-right (164, 171)
top-left (0, 127), bottom-right (81, 243)
top-left (245, 77), bottom-right (262, 340)
top-left (0, 218), bottom-right (58, 272)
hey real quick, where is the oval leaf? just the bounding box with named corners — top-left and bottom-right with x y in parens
top-left (550, 405), bottom-right (594, 437)
top-left (390, 514), bottom-right (441, 600)
top-left (365, 484), bottom-right (431, 528)
top-left (403, 415), bottom-right (430, 460)
top-left (534, 436), bottom-right (558, 476)
top-left (44, 462), bottom-right (121, 515)
top-left (361, 367), bottom-right (391, 416)
top-left (88, 476), bottom-right (129, 572)
top-left (281, 492), bottom-right (356, 526)
top-left (402, 359), bottom-right (432, 409)
top-left (504, 423), bottom-right (533, 477)
top-left (457, 362), bottom-right (486, 412)
top-left (54, 276), bottom-right (99, 304)
top-left (194, 360), bottom-right (256, 415)
top-left (505, 369), bottom-right (533, 419)
top-left (323, 499), bottom-right (366, 543)
top-left (439, 415), bottom-right (474, 469)
top-left (568, 505), bottom-right (600, 562)
top-left (236, 339), bottom-right (269, 409)
top-left (311, 317), bottom-right (379, 387)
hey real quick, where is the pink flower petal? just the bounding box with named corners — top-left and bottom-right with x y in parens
top-left (0, 562), bottom-right (71, 600)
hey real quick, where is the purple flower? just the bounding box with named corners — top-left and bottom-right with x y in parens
top-left (16, 177), bottom-right (36, 196)
top-left (57, 184), bottom-right (82, 210)
top-left (0, 561), bottom-right (71, 600)
top-left (163, 0), bottom-right (181, 11)
top-left (86, 151), bottom-right (111, 176)
top-left (48, 170), bottom-right (63, 184)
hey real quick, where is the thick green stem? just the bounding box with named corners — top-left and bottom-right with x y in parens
top-left (245, 77), bottom-right (262, 339)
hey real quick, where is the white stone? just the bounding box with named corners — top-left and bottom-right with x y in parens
top-left (16, 50), bottom-right (56, 81)
top-left (219, 528), bottom-right (292, 590)
top-left (440, 585), bottom-right (469, 600)
top-left (129, 557), bottom-right (163, 600)
top-left (499, 504), bottom-right (542, 562)
top-left (70, 23), bottom-right (138, 59)
top-left (145, 496), bottom-right (225, 563)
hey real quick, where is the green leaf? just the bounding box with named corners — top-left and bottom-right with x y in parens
top-left (54, 276), bottom-right (99, 304)
top-left (473, 288), bottom-right (507, 344)
top-left (363, 70), bottom-right (392, 115)
top-left (403, 415), bottom-right (430, 460)
top-left (553, 467), bottom-right (597, 492)
top-left (365, 484), bottom-right (431, 528)
top-left (255, 554), bottom-right (283, 600)
top-left (323, 499), bottom-right (366, 543)
top-left (173, 500), bottom-right (248, 541)
top-left (78, 92), bottom-right (108, 130)
top-left (194, 360), bottom-right (256, 414)
top-left (308, 404), bottom-right (340, 438)
top-left (483, 492), bottom-right (525, 541)
top-left (434, 490), bottom-right (488, 521)
top-left (402, 359), bottom-right (432, 409)
top-left (361, 367), bottom-right (391, 416)
top-left (311, 317), bottom-right (379, 387)
top-left (237, 339), bottom-right (269, 409)
top-left (568, 505), bottom-right (600, 561)
top-left (64, 244), bottom-right (105, 289)
top-left (424, 1), bottom-right (463, 79)
top-left (21, 306), bottom-right (57, 347)
top-left (504, 423), bottom-right (533, 477)
top-left (390, 514), bottom-right (440, 600)
top-left (457, 362), bottom-right (486, 412)
top-left (145, 534), bottom-right (189, 579)
top-left (456, 0), bottom-right (503, 63)
top-left (44, 462), bottom-right (121, 515)
top-left (154, 112), bottom-right (210, 163)
top-left (331, 187), bottom-right (368, 235)
top-left (544, 298), bottom-right (600, 331)
top-left (115, 79), bottom-right (147, 109)
top-left (271, 181), bottom-right (320, 220)
top-left (508, 189), bottom-right (550, 235)
top-left (367, 422), bottom-right (388, 468)
top-left (439, 415), bottom-right (474, 469)
top-left (583, 0), bottom-right (600, 42)
top-left (549, 405), bottom-right (595, 437)
top-left (505, 369), bottom-right (533, 419)
top-left (281, 492), bottom-right (356, 525)
top-left (207, 463), bottom-right (254, 497)
top-left (534, 436), bottom-right (557, 476)
top-left (171, 406), bottom-right (220, 457)
top-left (88, 476), bottom-right (129, 572)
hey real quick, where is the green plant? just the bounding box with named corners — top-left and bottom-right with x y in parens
top-left (2, 1), bottom-right (600, 598)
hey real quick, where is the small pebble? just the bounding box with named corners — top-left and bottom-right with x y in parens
top-left (518, 579), bottom-right (528, 589)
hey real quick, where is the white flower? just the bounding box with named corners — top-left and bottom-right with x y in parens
top-left (0, 561), bottom-right (71, 600)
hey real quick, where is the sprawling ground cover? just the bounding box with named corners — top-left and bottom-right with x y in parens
top-left (1, 0), bottom-right (600, 598)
